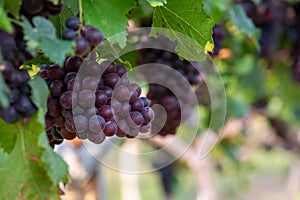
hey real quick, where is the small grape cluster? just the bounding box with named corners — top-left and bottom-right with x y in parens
top-left (62, 17), bottom-right (104, 56)
top-left (137, 35), bottom-right (200, 136)
top-left (0, 30), bottom-right (37, 123)
top-left (39, 57), bottom-right (154, 147)
top-left (21, 0), bottom-right (62, 20)
top-left (236, 0), bottom-right (300, 83)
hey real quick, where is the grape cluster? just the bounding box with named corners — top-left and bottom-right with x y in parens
top-left (39, 57), bottom-right (154, 147)
top-left (20, 0), bottom-right (62, 20)
top-left (137, 35), bottom-right (200, 136)
top-left (236, 0), bottom-right (300, 83)
top-left (62, 17), bottom-right (104, 57)
top-left (0, 30), bottom-right (36, 123)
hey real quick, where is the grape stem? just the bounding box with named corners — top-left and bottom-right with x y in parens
top-left (78, 0), bottom-right (83, 23)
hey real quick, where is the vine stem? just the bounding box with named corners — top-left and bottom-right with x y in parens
top-left (78, 0), bottom-right (83, 23)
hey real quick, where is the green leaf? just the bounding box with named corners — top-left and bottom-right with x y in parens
top-left (151, 0), bottom-right (214, 61)
top-left (64, 0), bottom-right (79, 16)
top-left (0, 125), bottom-right (60, 200)
top-left (228, 5), bottom-right (258, 38)
top-left (0, 77), bottom-right (67, 199)
top-left (0, 148), bottom-right (8, 167)
top-left (0, 6), bottom-right (13, 33)
top-left (48, 0), bottom-right (59, 4)
top-left (82, 0), bottom-right (136, 48)
top-left (23, 16), bottom-right (74, 65)
top-left (0, 72), bottom-right (10, 109)
top-left (145, 0), bottom-right (167, 7)
top-left (3, 0), bottom-right (22, 18)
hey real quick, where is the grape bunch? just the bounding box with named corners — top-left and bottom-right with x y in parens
top-left (137, 35), bottom-right (200, 136)
top-left (39, 57), bottom-right (154, 147)
top-left (236, 0), bottom-right (300, 83)
top-left (20, 0), bottom-right (62, 20)
top-left (0, 30), bottom-right (37, 123)
top-left (62, 17), bottom-right (104, 57)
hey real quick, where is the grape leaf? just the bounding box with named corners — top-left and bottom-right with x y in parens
top-left (23, 16), bottom-right (74, 65)
top-left (145, 0), bottom-right (167, 7)
top-left (29, 77), bottom-right (68, 187)
top-left (0, 77), bottom-right (65, 199)
top-left (0, 148), bottom-right (8, 167)
top-left (3, 0), bottom-right (22, 18)
top-left (151, 0), bottom-right (214, 61)
top-left (82, 0), bottom-right (136, 48)
top-left (64, 0), bottom-right (79, 16)
top-left (228, 4), bottom-right (258, 38)
top-left (0, 6), bottom-right (13, 33)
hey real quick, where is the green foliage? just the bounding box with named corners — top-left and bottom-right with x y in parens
top-left (64, 0), bottom-right (79, 15)
top-left (228, 5), bottom-right (258, 38)
top-left (0, 5), bottom-right (13, 33)
top-left (3, 0), bottom-right (22, 18)
top-left (145, 0), bottom-right (167, 7)
top-left (82, 0), bottom-right (136, 48)
top-left (151, 0), bottom-right (215, 60)
top-left (23, 16), bottom-right (75, 65)
top-left (0, 77), bottom-right (68, 199)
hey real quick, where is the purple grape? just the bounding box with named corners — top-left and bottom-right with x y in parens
top-left (60, 91), bottom-right (77, 109)
top-left (103, 120), bottom-right (118, 136)
top-left (73, 115), bottom-right (88, 133)
top-left (78, 89), bottom-right (95, 108)
top-left (89, 115), bottom-right (106, 133)
top-left (97, 105), bottom-right (113, 120)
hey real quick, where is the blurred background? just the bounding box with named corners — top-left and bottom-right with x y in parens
top-left (57, 0), bottom-right (300, 199)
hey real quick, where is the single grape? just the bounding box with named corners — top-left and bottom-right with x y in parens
top-left (141, 107), bottom-right (155, 124)
top-left (83, 60), bottom-right (102, 76)
top-left (102, 61), bottom-right (116, 75)
top-left (140, 97), bottom-right (150, 107)
top-left (50, 80), bottom-right (64, 97)
top-left (84, 26), bottom-right (104, 46)
top-left (89, 115), bottom-right (106, 133)
top-left (64, 72), bottom-right (77, 84)
top-left (97, 105), bottom-right (113, 120)
top-left (103, 120), bottom-right (118, 136)
top-left (47, 64), bottom-right (65, 80)
top-left (64, 56), bottom-right (82, 72)
top-left (127, 111), bottom-right (144, 128)
top-left (60, 91), bottom-right (77, 109)
top-left (81, 76), bottom-right (98, 90)
top-left (62, 29), bottom-right (77, 40)
top-left (73, 115), bottom-right (89, 133)
top-left (60, 127), bottom-right (76, 140)
top-left (66, 16), bottom-right (80, 31)
top-left (15, 95), bottom-right (33, 113)
top-left (95, 90), bottom-right (108, 107)
top-left (131, 98), bottom-right (144, 112)
top-left (116, 64), bottom-right (127, 77)
top-left (75, 37), bottom-right (89, 56)
top-left (2, 106), bottom-right (21, 123)
top-left (129, 83), bottom-right (142, 97)
top-left (103, 73), bottom-right (120, 88)
top-left (78, 89), bottom-right (95, 108)
top-left (114, 85), bottom-right (130, 101)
